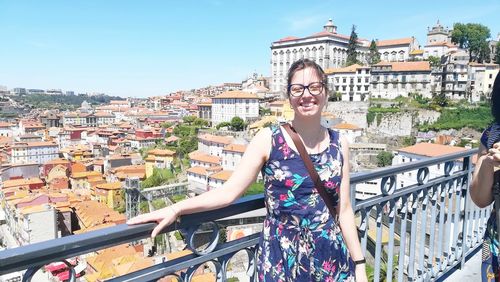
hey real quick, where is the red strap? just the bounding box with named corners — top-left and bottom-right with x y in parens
top-left (282, 123), bottom-right (338, 219)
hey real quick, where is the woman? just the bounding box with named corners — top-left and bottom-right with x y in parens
top-left (472, 72), bottom-right (500, 282)
top-left (128, 59), bottom-right (367, 281)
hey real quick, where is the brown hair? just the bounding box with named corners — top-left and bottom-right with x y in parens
top-left (286, 58), bottom-right (328, 97)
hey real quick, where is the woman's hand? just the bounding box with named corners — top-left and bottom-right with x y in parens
top-left (355, 264), bottom-right (368, 282)
top-left (127, 205), bottom-right (179, 238)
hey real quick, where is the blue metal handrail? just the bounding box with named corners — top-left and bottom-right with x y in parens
top-left (0, 148), bottom-right (488, 282)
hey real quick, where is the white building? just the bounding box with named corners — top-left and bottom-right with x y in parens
top-left (188, 151), bottom-right (221, 168)
top-left (198, 134), bottom-right (234, 157)
top-left (376, 37), bottom-right (420, 62)
top-left (370, 61), bottom-right (432, 99)
top-left (424, 42), bottom-right (458, 59)
top-left (208, 170), bottom-right (233, 190)
top-left (331, 122), bottom-right (363, 144)
top-left (392, 143), bottom-right (467, 189)
top-left (211, 91), bottom-right (259, 126)
top-left (11, 141), bottom-right (59, 165)
top-left (270, 19), bottom-right (370, 93)
top-left (222, 144), bottom-right (247, 171)
top-left (326, 64), bottom-right (371, 101)
top-left (128, 136), bottom-right (156, 150)
top-left (0, 122), bottom-right (14, 137)
top-left (18, 205), bottom-right (58, 245)
top-left (469, 63), bottom-right (500, 101)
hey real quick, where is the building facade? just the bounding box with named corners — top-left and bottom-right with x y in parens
top-left (370, 61), bottom-right (432, 99)
top-left (211, 91), bottom-right (259, 126)
top-left (326, 64), bottom-right (371, 101)
top-left (11, 141), bottom-right (59, 165)
top-left (270, 19), bottom-right (370, 93)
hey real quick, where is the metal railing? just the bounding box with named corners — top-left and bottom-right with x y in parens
top-left (0, 148), bottom-right (489, 281)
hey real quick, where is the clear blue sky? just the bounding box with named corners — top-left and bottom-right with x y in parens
top-left (1, 0), bottom-right (499, 98)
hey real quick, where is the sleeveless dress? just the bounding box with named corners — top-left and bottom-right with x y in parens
top-left (256, 124), bottom-right (355, 281)
top-left (481, 123), bottom-right (500, 282)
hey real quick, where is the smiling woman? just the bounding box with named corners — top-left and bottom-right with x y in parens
top-left (128, 58), bottom-right (367, 282)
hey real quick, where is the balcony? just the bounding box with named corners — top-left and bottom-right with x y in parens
top-left (0, 149), bottom-right (488, 281)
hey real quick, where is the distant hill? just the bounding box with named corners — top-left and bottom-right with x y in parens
top-left (12, 93), bottom-right (125, 110)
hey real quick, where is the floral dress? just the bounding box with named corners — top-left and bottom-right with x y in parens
top-left (481, 123), bottom-right (500, 282)
top-left (256, 125), bottom-right (355, 281)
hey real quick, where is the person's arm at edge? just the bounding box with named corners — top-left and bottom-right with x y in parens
top-left (337, 136), bottom-right (365, 270)
top-left (127, 127), bottom-right (272, 237)
top-left (471, 143), bottom-right (495, 208)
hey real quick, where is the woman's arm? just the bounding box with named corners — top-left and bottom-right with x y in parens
top-left (128, 127), bottom-right (272, 237)
top-left (471, 143), bottom-right (499, 208)
top-left (337, 136), bottom-right (365, 266)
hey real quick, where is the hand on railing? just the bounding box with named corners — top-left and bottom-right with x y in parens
top-left (127, 205), bottom-right (179, 238)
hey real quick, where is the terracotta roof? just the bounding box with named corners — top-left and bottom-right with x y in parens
top-left (198, 134), bottom-right (233, 145)
top-left (332, 122), bottom-right (361, 130)
top-left (377, 37), bottom-right (414, 47)
top-left (373, 61), bottom-right (431, 72)
top-left (209, 170), bottom-right (233, 181)
top-left (95, 182), bottom-right (122, 190)
top-left (396, 143), bottom-right (467, 157)
top-left (187, 166), bottom-right (208, 175)
top-left (148, 149), bottom-right (175, 156)
top-left (2, 178), bottom-right (44, 189)
top-left (12, 141), bottom-right (58, 148)
top-left (325, 64), bottom-right (365, 74)
top-left (45, 158), bottom-right (70, 165)
top-left (223, 144), bottom-right (247, 153)
top-left (213, 91), bottom-right (258, 99)
top-left (165, 136), bottom-right (180, 143)
top-left (71, 171), bottom-right (102, 179)
top-left (189, 152), bottom-right (221, 164)
top-left (0, 122), bottom-right (13, 128)
top-left (276, 36), bottom-right (300, 43)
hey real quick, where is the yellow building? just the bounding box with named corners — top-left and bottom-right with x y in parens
top-left (70, 171), bottom-right (103, 190)
top-left (93, 182), bottom-right (123, 209)
top-left (145, 149), bottom-right (176, 178)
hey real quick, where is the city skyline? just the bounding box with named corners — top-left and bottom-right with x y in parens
top-left (1, 0), bottom-right (500, 98)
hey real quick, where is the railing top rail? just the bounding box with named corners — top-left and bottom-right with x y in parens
top-left (0, 148), bottom-right (478, 275)
top-left (350, 148), bottom-right (477, 184)
top-left (0, 194), bottom-right (265, 274)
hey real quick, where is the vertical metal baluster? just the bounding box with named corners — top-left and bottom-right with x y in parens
top-left (374, 205), bottom-right (384, 282)
top-left (408, 192), bottom-right (419, 281)
top-left (427, 185), bottom-right (439, 279)
top-left (418, 189), bottom-right (429, 280)
top-left (398, 195), bottom-right (409, 282)
top-left (386, 199), bottom-right (396, 282)
top-left (451, 178), bottom-right (463, 263)
top-left (442, 180), bottom-right (454, 269)
top-left (436, 182), bottom-right (446, 272)
top-left (359, 209), bottom-right (368, 259)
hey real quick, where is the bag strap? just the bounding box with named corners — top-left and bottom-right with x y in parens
top-left (282, 123), bottom-right (337, 219)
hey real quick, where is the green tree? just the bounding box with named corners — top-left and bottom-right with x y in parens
top-left (451, 23), bottom-right (491, 62)
top-left (479, 42), bottom-right (491, 63)
top-left (368, 39), bottom-right (381, 65)
top-left (345, 25), bottom-right (360, 66)
top-left (193, 118), bottom-right (209, 127)
top-left (431, 91), bottom-right (449, 108)
top-left (495, 42), bottom-right (500, 64)
top-left (427, 55), bottom-right (441, 68)
top-left (402, 136), bottom-right (416, 146)
top-left (182, 115), bottom-right (196, 125)
top-left (216, 121), bottom-right (231, 130)
top-left (328, 91), bottom-right (342, 101)
top-left (259, 106), bottom-right (271, 116)
top-left (141, 168), bottom-right (175, 189)
top-left (376, 151), bottom-right (394, 167)
top-left (230, 116), bottom-right (246, 131)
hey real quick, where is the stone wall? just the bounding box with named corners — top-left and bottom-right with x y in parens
top-left (326, 101), bottom-right (369, 128)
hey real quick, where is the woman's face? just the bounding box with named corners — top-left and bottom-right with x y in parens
top-left (288, 67), bottom-right (326, 118)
